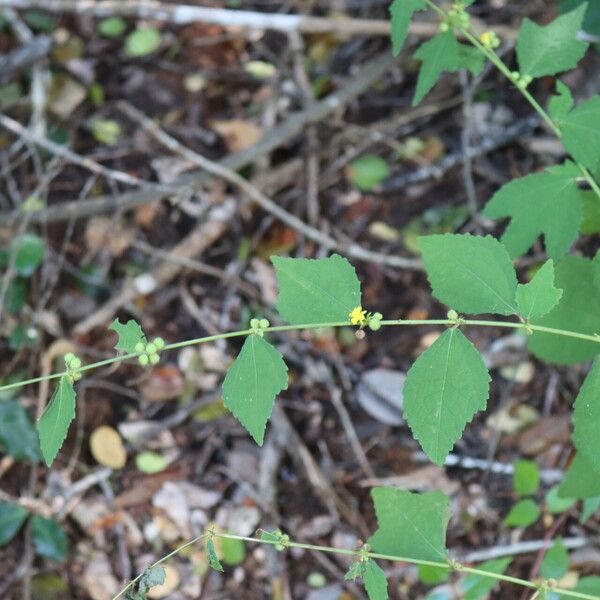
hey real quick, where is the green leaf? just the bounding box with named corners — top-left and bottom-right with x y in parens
top-left (368, 488), bottom-right (450, 562)
top-left (513, 459), bottom-right (540, 497)
top-left (462, 558), bottom-right (512, 600)
top-left (347, 155), bottom-right (390, 191)
top-left (389, 0), bottom-right (426, 56)
top-left (559, 453), bottom-right (600, 499)
top-left (573, 577), bottom-right (600, 597)
top-left (272, 254), bottom-right (361, 325)
top-left (0, 399), bottom-right (41, 461)
top-left (345, 561), bottom-right (366, 581)
top-left (545, 486), bottom-right (576, 513)
top-left (10, 233), bottom-right (44, 277)
top-left (560, 0), bottom-right (600, 36)
top-left (516, 3), bottom-right (588, 78)
top-left (419, 233), bottom-right (517, 315)
top-left (503, 499), bottom-right (540, 527)
top-left (91, 119), bottom-right (121, 145)
top-left (482, 171), bottom-right (582, 260)
top-left (6, 278), bottom-right (27, 313)
top-left (220, 535), bottom-right (245, 566)
top-left (109, 318), bottom-right (146, 354)
top-left (222, 335), bottom-right (288, 445)
top-left (456, 44), bottom-right (485, 76)
top-left (515, 261), bottom-right (563, 321)
top-left (581, 497), bottom-right (600, 523)
top-left (363, 560), bottom-right (388, 600)
top-left (548, 81), bottom-right (574, 122)
top-left (580, 190), bottom-right (600, 234)
top-left (207, 538), bottom-right (224, 572)
top-left (138, 567), bottom-right (166, 594)
top-left (418, 564), bottom-right (449, 585)
top-left (560, 95), bottom-right (600, 172)
top-left (404, 328), bottom-right (490, 465)
top-left (572, 360), bottom-right (600, 471)
top-left (125, 27), bottom-right (162, 57)
top-left (0, 502), bottom-right (29, 547)
top-left (528, 256), bottom-right (600, 365)
top-left (135, 451), bottom-right (168, 474)
top-left (31, 516), bottom-right (67, 561)
top-left (37, 375), bottom-right (76, 467)
top-left (98, 16), bottom-right (127, 38)
top-left (541, 539), bottom-right (569, 580)
top-left (413, 31), bottom-right (459, 106)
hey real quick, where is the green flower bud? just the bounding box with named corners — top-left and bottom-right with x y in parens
top-left (146, 343), bottom-right (157, 355)
top-left (511, 71), bottom-right (520, 80)
top-left (64, 352), bottom-right (75, 364)
top-left (149, 353), bottom-right (160, 365)
top-left (439, 21), bottom-right (450, 32)
top-left (368, 320), bottom-right (382, 331)
top-left (259, 318), bottom-right (270, 329)
top-left (250, 318), bottom-right (260, 329)
top-left (70, 357), bottom-right (82, 370)
top-left (134, 342), bottom-right (145, 354)
top-left (153, 337), bottom-right (165, 350)
top-left (447, 309), bottom-right (459, 321)
top-left (138, 354), bottom-right (149, 366)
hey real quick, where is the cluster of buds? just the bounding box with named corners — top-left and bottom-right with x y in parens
top-left (358, 543), bottom-right (371, 563)
top-left (250, 317), bottom-right (270, 337)
top-left (440, 3), bottom-right (471, 31)
top-left (64, 352), bottom-right (82, 382)
top-left (447, 309), bottom-right (465, 327)
top-left (134, 337), bottom-right (165, 366)
top-left (510, 71), bottom-right (533, 90)
top-left (479, 30), bottom-right (501, 49)
top-left (349, 307), bottom-right (384, 331)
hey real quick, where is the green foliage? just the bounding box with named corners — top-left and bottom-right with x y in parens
top-left (503, 499), bottom-right (540, 527)
top-left (98, 16), bottom-right (127, 38)
top-left (528, 256), bottom-right (600, 364)
top-left (462, 558), bottom-right (512, 600)
top-left (418, 564), bottom-right (449, 585)
top-left (9, 233), bottom-right (44, 277)
top-left (404, 328), bottom-right (490, 465)
top-left (545, 486), bottom-right (576, 513)
top-left (109, 319), bottom-right (146, 354)
top-left (207, 538), bottom-right (224, 572)
top-left (580, 190), bottom-right (600, 234)
top-left (347, 155), bottom-right (390, 191)
top-left (560, 96), bottom-right (600, 172)
top-left (37, 375), bottom-right (76, 467)
top-left (125, 27), bottom-right (162, 57)
top-left (581, 497), bottom-right (600, 524)
top-left (419, 234), bottom-right (517, 315)
top-left (31, 516), bottom-right (67, 561)
top-left (389, 0), bottom-right (426, 56)
top-left (272, 254), bottom-right (361, 324)
top-left (516, 4), bottom-right (588, 78)
top-left (91, 119), bottom-right (121, 145)
top-left (222, 335), bottom-right (288, 445)
top-left (363, 560), bottom-right (388, 600)
top-left (220, 536), bottom-right (246, 566)
top-left (135, 451), bottom-right (168, 474)
top-left (540, 539), bottom-right (569, 580)
top-left (0, 502), bottom-right (29, 547)
top-left (560, 0), bottom-right (600, 36)
top-left (559, 453), bottom-right (600, 499)
top-left (572, 360), bottom-right (600, 471)
top-left (513, 459), bottom-right (540, 497)
top-left (125, 566), bottom-right (166, 600)
top-left (548, 81), bottom-right (574, 122)
top-left (482, 171), bottom-right (581, 260)
top-left (515, 261), bottom-right (563, 321)
top-left (0, 399), bottom-right (40, 461)
top-left (368, 488), bottom-right (450, 562)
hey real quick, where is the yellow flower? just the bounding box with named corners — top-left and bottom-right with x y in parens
top-left (479, 31), bottom-right (500, 49)
top-left (349, 306), bottom-right (367, 326)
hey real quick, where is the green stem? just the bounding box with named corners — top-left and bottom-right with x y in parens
top-left (1, 318), bottom-right (598, 394)
top-left (113, 530), bottom-right (600, 600)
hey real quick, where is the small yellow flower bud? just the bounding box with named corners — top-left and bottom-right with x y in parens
top-left (349, 306), bottom-right (367, 326)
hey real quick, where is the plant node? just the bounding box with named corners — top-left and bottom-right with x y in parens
top-left (64, 352), bottom-right (83, 382)
top-left (250, 317), bottom-right (270, 337)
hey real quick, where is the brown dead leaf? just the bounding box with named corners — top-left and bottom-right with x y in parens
top-left (139, 364), bottom-right (184, 402)
top-left (212, 119), bottom-right (262, 152)
top-left (89, 426), bottom-right (127, 469)
top-left (85, 217), bottom-right (135, 257)
top-left (518, 415), bottom-right (571, 455)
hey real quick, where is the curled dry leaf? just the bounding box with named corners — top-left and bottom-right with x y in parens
top-left (89, 425), bottom-right (127, 469)
top-left (211, 119), bottom-right (263, 152)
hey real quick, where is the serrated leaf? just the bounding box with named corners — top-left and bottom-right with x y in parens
top-left (462, 558), bottom-right (512, 600)
top-left (513, 459), bottom-right (540, 497)
top-left (31, 516), bottom-right (67, 561)
top-left (548, 81), bottom-right (574, 122)
top-left (456, 44), bottom-right (485, 76)
top-left (528, 256), bottom-right (600, 365)
top-left (0, 399), bottom-right (41, 461)
top-left (207, 538), bottom-right (223, 572)
top-left (37, 375), bottom-right (76, 467)
top-left (482, 171), bottom-right (582, 260)
top-left (389, 0), bottom-right (426, 56)
top-left (368, 487), bottom-right (450, 562)
top-left (222, 335), bottom-right (288, 445)
top-left (503, 499), bottom-right (540, 527)
top-left (581, 497), bottom-right (600, 523)
top-left (0, 502), bottom-right (29, 547)
top-left (109, 318), bottom-right (146, 353)
top-left (404, 328), bottom-right (490, 465)
top-left (272, 254), bottom-right (361, 325)
top-left (363, 560), bottom-right (388, 600)
top-left (413, 31), bottom-right (459, 106)
top-left (138, 567), bottom-right (166, 594)
top-left (516, 261), bottom-right (563, 321)
top-left (560, 95), bottom-right (600, 172)
top-left (560, 0), bottom-right (600, 35)
top-left (345, 561), bottom-right (366, 581)
top-left (419, 233), bottom-right (517, 315)
top-left (572, 360), bottom-right (600, 470)
top-left (541, 538), bottom-right (569, 580)
top-left (516, 3), bottom-right (588, 78)
top-left (559, 453), bottom-right (600, 499)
